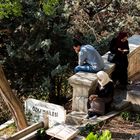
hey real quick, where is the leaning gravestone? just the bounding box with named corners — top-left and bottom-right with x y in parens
top-left (25, 98), bottom-right (66, 127)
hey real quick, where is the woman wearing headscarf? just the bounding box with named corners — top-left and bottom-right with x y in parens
top-left (109, 32), bottom-right (129, 89)
top-left (86, 71), bottom-right (114, 119)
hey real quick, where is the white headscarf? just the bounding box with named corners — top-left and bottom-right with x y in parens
top-left (96, 71), bottom-right (112, 87)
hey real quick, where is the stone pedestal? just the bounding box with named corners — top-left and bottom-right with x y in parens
top-left (68, 72), bottom-right (97, 112)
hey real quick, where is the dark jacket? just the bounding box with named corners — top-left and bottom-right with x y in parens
top-left (97, 81), bottom-right (114, 99)
top-left (87, 81), bottom-right (114, 115)
top-left (109, 37), bottom-right (129, 67)
top-left (109, 36), bottom-right (129, 85)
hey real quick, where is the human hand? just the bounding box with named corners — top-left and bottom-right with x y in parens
top-left (88, 108), bottom-right (93, 111)
top-left (89, 95), bottom-right (98, 101)
top-left (121, 49), bottom-right (129, 54)
top-left (123, 49), bottom-right (129, 52)
top-left (118, 48), bottom-right (122, 51)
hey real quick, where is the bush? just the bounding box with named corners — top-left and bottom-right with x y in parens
top-left (0, 97), bottom-right (11, 124)
top-left (86, 130), bottom-right (112, 140)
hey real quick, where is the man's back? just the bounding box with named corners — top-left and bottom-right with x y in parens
top-left (79, 45), bottom-right (104, 71)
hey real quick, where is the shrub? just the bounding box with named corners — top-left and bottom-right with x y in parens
top-left (86, 130), bottom-right (112, 140)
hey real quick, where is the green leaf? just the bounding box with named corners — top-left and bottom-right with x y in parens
top-left (43, 0), bottom-right (62, 16)
top-left (0, 0), bottom-right (22, 19)
top-left (86, 132), bottom-right (98, 140)
top-left (99, 130), bottom-right (112, 140)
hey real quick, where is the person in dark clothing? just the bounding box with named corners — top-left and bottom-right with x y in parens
top-left (109, 32), bottom-right (129, 89)
top-left (86, 71), bottom-right (114, 119)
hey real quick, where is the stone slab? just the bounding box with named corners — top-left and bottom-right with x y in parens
top-left (82, 106), bottom-right (131, 125)
top-left (113, 100), bottom-right (131, 111)
top-left (66, 106), bottom-right (131, 126)
top-left (128, 35), bottom-right (140, 46)
top-left (68, 72), bottom-right (97, 86)
top-left (72, 135), bottom-right (86, 140)
top-left (127, 90), bottom-right (140, 112)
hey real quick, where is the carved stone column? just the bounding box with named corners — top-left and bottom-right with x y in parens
top-left (68, 72), bottom-right (97, 112)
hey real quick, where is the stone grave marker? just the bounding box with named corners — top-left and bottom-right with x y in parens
top-left (25, 98), bottom-right (66, 127)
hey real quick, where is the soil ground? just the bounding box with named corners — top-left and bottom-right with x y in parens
top-left (1, 73), bottom-right (140, 139)
top-left (102, 114), bottom-right (140, 140)
top-left (101, 72), bottom-right (140, 140)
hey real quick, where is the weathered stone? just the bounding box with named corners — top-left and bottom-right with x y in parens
top-left (69, 72), bottom-right (97, 112)
top-left (128, 35), bottom-right (140, 77)
top-left (72, 135), bottom-right (86, 140)
top-left (74, 96), bottom-right (88, 112)
top-left (114, 100), bottom-right (131, 111)
top-left (127, 90), bottom-right (140, 111)
top-left (68, 35), bottom-right (140, 113)
top-left (66, 111), bottom-right (86, 125)
top-left (66, 106), bottom-right (130, 126)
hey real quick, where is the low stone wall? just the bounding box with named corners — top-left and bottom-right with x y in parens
top-left (128, 35), bottom-right (140, 77)
top-left (68, 35), bottom-right (140, 113)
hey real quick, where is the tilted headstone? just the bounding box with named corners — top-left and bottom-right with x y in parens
top-left (25, 98), bottom-right (66, 127)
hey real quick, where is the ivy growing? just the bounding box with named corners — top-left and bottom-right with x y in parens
top-left (43, 0), bottom-right (62, 16)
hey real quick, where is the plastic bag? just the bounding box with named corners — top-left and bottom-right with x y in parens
top-left (107, 52), bottom-right (115, 63)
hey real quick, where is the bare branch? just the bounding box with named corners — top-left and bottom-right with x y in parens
top-left (83, 20), bottom-right (98, 42)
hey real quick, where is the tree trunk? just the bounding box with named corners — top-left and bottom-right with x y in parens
top-left (0, 65), bottom-right (28, 130)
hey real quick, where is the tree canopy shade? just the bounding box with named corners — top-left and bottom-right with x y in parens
top-left (0, 0), bottom-right (73, 130)
top-left (0, 0), bottom-right (63, 19)
top-left (0, 0), bottom-right (74, 101)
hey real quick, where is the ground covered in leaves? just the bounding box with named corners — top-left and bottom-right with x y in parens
top-left (102, 112), bottom-right (140, 140)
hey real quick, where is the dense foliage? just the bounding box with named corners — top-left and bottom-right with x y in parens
top-left (0, 0), bottom-right (77, 105)
top-left (86, 130), bottom-right (111, 140)
top-left (0, 0), bottom-right (140, 106)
